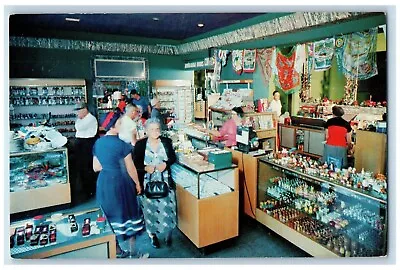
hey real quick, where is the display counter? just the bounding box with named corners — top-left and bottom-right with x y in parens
top-left (256, 157), bottom-right (387, 257)
top-left (228, 149), bottom-right (268, 219)
top-left (9, 147), bottom-right (71, 214)
top-left (10, 207), bottom-right (116, 259)
top-left (171, 160), bottom-right (239, 248)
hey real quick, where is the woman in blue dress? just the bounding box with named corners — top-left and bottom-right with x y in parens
top-left (93, 117), bottom-right (147, 258)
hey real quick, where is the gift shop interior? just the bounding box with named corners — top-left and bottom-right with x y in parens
top-left (7, 10), bottom-right (391, 260)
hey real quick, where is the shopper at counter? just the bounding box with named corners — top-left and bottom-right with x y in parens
top-left (135, 105), bottom-right (146, 140)
top-left (210, 107), bottom-right (244, 147)
top-left (133, 118), bottom-right (177, 249)
top-left (93, 117), bottom-right (148, 259)
top-left (323, 105), bottom-right (352, 169)
top-left (74, 102), bottom-right (98, 200)
top-left (268, 90), bottom-right (282, 117)
top-left (119, 104), bottom-right (139, 148)
top-left (130, 89), bottom-right (151, 119)
top-left (150, 98), bottom-right (168, 131)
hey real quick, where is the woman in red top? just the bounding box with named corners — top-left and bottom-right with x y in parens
top-left (323, 106), bottom-right (352, 169)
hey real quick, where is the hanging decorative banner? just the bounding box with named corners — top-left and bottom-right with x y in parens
top-left (334, 35), bottom-right (346, 74)
top-left (232, 50), bottom-right (244, 75)
top-left (313, 37), bottom-right (336, 71)
top-left (306, 42), bottom-right (315, 74)
top-left (295, 44), bottom-right (306, 72)
top-left (217, 50), bottom-right (230, 67)
top-left (243, 49), bottom-right (257, 73)
top-left (300, 43), bottom-right (312, 102)
top-left (341, 27), bottom-right (378, 80)
top-left (273, 46), bottom-right (301, 94)
top-left (256, 47), bottom-right (275, 85)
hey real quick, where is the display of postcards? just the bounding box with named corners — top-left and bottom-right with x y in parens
top-left (84, 218), bottom-right (90, 225)
top-left (41, 224), bottom-right (49, 234)
top-left (30, 234), bottom-right (39, 246)
top-left (70, 222), bottom-right (78, 233)
top-left (68, 214), bottom-right (76, 223)
top-left (25, 224), bottom-right (33, 241)
top-left (10, 234), bottom-right (15, 248)
top-left (39, 234), bottom-right (48, 245)
top-left (34, 225), bottom-right (42, 235)
top-left (49, 223), bottom-right (56, 231)
top-left (82, 218), bottom-right (91, 236)
top-left (16, 227), bottom-right (25, 245)
top-left (49, 230), bottom-right (57, 243)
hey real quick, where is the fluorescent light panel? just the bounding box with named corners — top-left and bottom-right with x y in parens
top-left (65, 17), bottom-right (80, 22)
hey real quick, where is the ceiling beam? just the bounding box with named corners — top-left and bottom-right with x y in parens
top-left (221, 13), bottom-right (386, 50)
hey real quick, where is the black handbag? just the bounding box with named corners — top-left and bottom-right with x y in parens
top-left (144, 172), bottom-right (169, 199)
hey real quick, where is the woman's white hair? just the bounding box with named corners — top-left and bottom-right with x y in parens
top-left (145, 117), bottom-right (161, 130)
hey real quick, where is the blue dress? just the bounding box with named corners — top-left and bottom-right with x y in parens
top-left (93, 135), bottom-right (144, 241)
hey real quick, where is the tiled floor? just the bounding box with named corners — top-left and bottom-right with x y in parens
top-left (67, 197), bottom-right (310, 259)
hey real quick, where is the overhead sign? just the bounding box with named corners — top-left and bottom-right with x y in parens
top-left (184, 57), bottom-right (215, 69)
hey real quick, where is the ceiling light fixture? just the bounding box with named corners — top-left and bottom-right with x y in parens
top-left (152, 17), bottom-right (159, 21)
top-left (65, 17), bottom-right (80, 22)
top-left (197, 23), bottom-right (204, 28)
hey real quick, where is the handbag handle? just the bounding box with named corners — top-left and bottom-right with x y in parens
top-left (147, 170), bottom-right (168, 186)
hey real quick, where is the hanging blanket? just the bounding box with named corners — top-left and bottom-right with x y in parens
top-left (341, 27), bottom-right (378, 80)
top-left (232, 50), bottom-right (244, 75)
top-left (256, 47), bottom-right (275, 85)
top-left (273, 46), bottom-right (301, 94)
top-left (243, 49), bottom-right (257, 73)
top-left (217, 49), bottom-right (230, 67)
top-left (313, 38), bottom-right (335, 71)
top-left (334, 35), bottom-right (346, 74)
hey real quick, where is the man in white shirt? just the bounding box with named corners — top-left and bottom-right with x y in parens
top-left (119, 104), bottom-right (139, 147)
top-left (73, 102), bottom-right (98, 201)
top-left (268, 90), bottom-right (282, 117)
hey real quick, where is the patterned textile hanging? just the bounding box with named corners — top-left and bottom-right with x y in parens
top-left (256, 47), bottom-right (275, 85)
top-left (334, 35), bottom-right (346, 74)
top-left (217, 49), bottom-right (230, 67)
top-left (341, 27), bottom-right (378, 80)
top-left (243, 49), bottom-right (257, 73)
top-left (313, 37), bottom-right (336, 71)
top-left (232, 50), bottom-right (244, 75)
top-left (300, 44), bottom-right (313, 102)
top-left (273, 46), bottom-right (301, 94)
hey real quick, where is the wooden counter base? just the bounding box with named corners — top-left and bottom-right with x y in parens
top-left (175, 168), bottom-right (239, 248)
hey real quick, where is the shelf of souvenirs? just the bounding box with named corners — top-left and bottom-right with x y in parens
top-left (258, 197), bottom-right (386, 257)
top-left (259, 152), bottom-right (387, 204)
top-left (10, 113), bottom-right (77, 121)
top-left (10, 86), bottom-right (85, 97)
top-left (299, 102), bottom-right (387, 117)
top-left (10, 97), bottom-right (84, 107)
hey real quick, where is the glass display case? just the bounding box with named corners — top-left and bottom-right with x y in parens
top-left (256, 157), bottom-right (387, 258)
top-left (170, 161), bottom-right (239, 248)
top-left (10, 206), bottom-right (116, 259)
top-left (10, 148), bottom-right (71, 214)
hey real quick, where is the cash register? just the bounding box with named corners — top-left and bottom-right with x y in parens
top-left (236, 126), bottom-right (260, 153)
